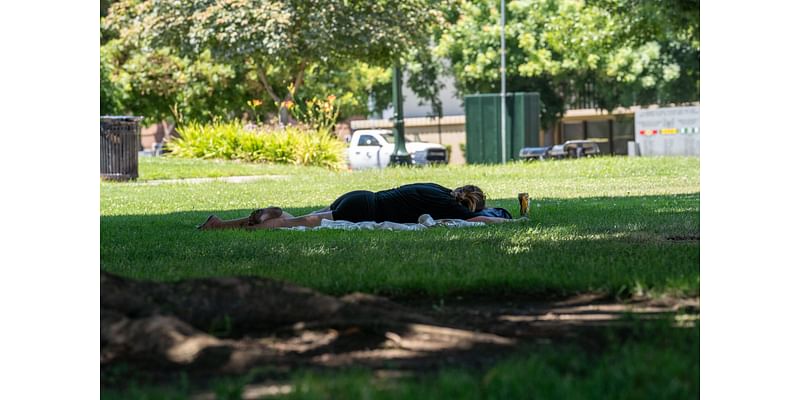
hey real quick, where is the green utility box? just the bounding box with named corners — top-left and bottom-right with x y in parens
top-left (464, 92), bottom-right (540, 164)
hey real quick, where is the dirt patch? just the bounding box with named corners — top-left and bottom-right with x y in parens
top-left (101, 271), bottom-right (698, 390)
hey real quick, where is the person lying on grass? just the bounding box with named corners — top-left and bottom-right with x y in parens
top-left (198, 182), bottom-right (520, 230)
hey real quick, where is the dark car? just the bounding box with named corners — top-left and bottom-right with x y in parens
top-left (519, 140), bottom-right (602, 160)
top-left (518, 146), bottom-right (552, 160)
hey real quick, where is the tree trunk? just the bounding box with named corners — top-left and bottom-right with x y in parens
top-left (256, 69), bottom-right (282, 104)
top-left (256, 63), bottom-right (308, 127)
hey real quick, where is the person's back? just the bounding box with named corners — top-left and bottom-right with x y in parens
top-left (374, 183), bottom-right (480, 223)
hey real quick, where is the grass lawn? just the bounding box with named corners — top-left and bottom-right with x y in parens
top-left (283, 323), bottom-right (700, 400)
top-left (136, 157), bottom-right (309, 180)
top-left (102, 155), bottom-right (699, 299)
top-left (103, 321), bottom-right (699, 400)
top-left (101, 155), bottom-right (699, 399)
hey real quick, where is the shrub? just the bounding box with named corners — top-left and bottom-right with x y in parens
top-left (100, 56), bottom-right (124, 115)
top-left (165, 121), bottom-right (345, 169)
top-left (283, 91), bottom-right (341, 134)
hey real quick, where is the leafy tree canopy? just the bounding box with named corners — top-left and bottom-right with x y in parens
top-left (101, 39), bottom-right (246, 124)
top-left (436, 0), bottom-right (700, 126)
top-left (103, 0), bottom-right (443, 107)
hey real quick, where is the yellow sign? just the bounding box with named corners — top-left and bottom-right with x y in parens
top-left (661, 128), bottom-right (678, 135)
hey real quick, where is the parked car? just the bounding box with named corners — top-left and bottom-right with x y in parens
top-left (519, 140), bottom-right (602, 160)
top-left (518, 146), bottom-right (552, 161)
top-left (346, 129), bottom-right (448, 170)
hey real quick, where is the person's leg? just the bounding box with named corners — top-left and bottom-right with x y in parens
top-left (248, 190), bottom-right (374, 230)
top-left (246, 211), bottom-right (334, 230)
top-left (248, 207), bottom-right (292, 225)
top-left (205, 190), bottom-right (369, 230)
top-left (197, 215), bottom-right (252, 230)
top-left (250, 204), bottom-right (331, 225)
top-left (199, 207), bottom-right (287, 230)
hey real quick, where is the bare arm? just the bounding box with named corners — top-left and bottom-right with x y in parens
top-left (467, 216), bottom-right (527, 224)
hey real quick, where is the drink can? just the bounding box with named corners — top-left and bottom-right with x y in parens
top-left (518, 192), bottom-right (530, 216)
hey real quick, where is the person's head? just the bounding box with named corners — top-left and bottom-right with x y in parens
top-left (452, 185), bottom-right (486, 212)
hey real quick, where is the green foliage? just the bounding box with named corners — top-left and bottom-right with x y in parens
top-left (437, 0), bottom-right (700, 127)
top-left (284, 90), bottom-right (342, 133)
top-left (100, 40), bottom-right (246, 124)
top-left (165, 121), bottom-right (345, 169)
top-left (406, 45), bottom-right (447, 120)
top-left (298, 62), bottom-right (394, 119)
top-left (100, 55), bottom-right (124, 115)
top-left (444, 144), bottom-right (453, 159)
top-left (245, 99), bottom-right (264, 124)
top-left (102, 0), bottom-right (443, 116)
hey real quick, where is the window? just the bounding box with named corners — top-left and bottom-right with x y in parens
top-left (358, 135), bottom-right (378, 146)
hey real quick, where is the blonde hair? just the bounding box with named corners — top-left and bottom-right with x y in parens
top-left (452, 185), bottom-right (486, 212)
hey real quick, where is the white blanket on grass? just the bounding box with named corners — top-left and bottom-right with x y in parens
top-left (286, 214), bottom-right (485, 231)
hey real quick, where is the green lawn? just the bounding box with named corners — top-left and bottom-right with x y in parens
top-left (136, 156), bottom-right (311, 180)
top-left (102, 156), bottom-right (699, 399)
top-left (102, 320), bottom-right (699, 400)
top-left (285, 323), bottom-right (699, 400)
top-left (101, 156), bottom-right (699, 299)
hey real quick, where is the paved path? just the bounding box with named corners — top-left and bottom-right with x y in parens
top-left (137, 175), bottom-right (288, 185)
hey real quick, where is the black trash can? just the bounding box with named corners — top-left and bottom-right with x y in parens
top-left (100, 116), bottom-right (142, 181)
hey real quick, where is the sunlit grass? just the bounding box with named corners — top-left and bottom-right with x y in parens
top-left (101, 156), bottom-right (700, 298)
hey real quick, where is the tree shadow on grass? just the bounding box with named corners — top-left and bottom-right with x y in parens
top-left (101, 270), bottom-right (516, 387)
top-left (101, 270), bottom-right (698, 393)
top-left (101, 192), bottom-right (699, 392)
top-left (101, 191), bottom-right (699, 244)
top-left (101, 192), bottom-right (699, 292)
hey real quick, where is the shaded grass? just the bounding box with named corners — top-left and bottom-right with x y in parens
top-left (101, 157), bottom-right (699, 298)
top-left (285, 323), bottom-right (699, 400)
top-left (101, 319), bottom-right (699, 400)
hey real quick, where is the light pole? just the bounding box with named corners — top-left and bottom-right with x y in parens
top-left (390, 65), bottom-right (411, 165)
top-left (500, 0), bottom-right (507, 163)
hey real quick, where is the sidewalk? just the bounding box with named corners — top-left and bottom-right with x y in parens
top-left (136, 175), bottom-right (288, 185)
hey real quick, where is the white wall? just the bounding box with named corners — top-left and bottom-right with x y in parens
top-left (380, 71), bottom-right (465, 119)
top-left (634, 106), bottom-right (700, 156)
